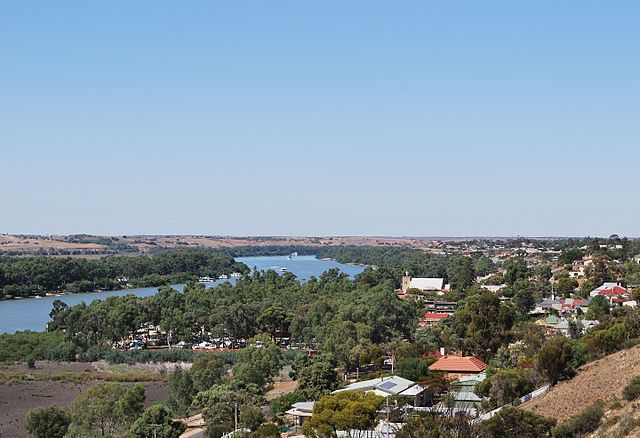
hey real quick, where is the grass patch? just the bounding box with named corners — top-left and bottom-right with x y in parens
top-left (0, 370), bottom-right (165, 384)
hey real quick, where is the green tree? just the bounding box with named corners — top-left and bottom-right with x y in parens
top-left (168, 366), bottom-right (195, 417)
top-left (258, 306), bottom-right (291, 341)
top-left (190, 354), bottom-right (225, 392)
top-left (537, 336), bottom-right (574, 385)
top-left (250, 423), bottom-right (280, 438)
top-left (297, 361), bottom-right (340, 400)
top-left (475, 368), bottom-right (535, 408)
top-left (233, 341), bottom-right (282, 387)
top-left (586, 295), bottom-right (610, 320)
top-left (130, 405), bottom-right (187, 438)
top-left (305, 391), bottom-right (384, 438)
top-left (512, 281), bottom-right (536, 315)
top-left (504, 259), bottom-right (530, 286)
top-left (556, 278), bottom-right (578, 297)
top-left (69, 382), bottom-right (145, 436)
top-left (396, 412), bottom-right (479, 438)
top-left (25, 405), bottom-right (71, 438)
top-left (397, 358), bottom-right (429, 382)
top-left (481, 406), bottom-right (555, 437)
top-left (192, 384), bottom-right (264, 438)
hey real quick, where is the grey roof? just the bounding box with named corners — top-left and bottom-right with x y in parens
top-left (333, 376), bottom-right (420, 397)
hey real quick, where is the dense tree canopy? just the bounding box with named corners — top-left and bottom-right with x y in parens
top-left (0, 249), bottom-right (247, 299)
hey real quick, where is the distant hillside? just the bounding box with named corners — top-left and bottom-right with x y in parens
top-left (521, 344), bottom-right (640, 422)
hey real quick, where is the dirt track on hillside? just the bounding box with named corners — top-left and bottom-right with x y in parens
top-left (521, 344), bottom-right (640, 421)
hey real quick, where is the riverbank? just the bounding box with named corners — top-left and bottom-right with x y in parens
top-left (0, 255), bottom-right (364, 334)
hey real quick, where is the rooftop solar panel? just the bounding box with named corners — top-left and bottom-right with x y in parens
top-left (378, 381), bottom-right (397, 389)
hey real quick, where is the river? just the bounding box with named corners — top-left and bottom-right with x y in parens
top-left (0, 255), bottom-right (364, 334)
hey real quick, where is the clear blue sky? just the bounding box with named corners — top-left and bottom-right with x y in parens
top-left (1, 2), bottom-right (638, 237)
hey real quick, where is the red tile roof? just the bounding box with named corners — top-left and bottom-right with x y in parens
top-left (422, 312), bottom-right (449, 321)
top-left (600, 285), bottom-right (629, 296)
top-left (428, 355), bottom-right (487, 373)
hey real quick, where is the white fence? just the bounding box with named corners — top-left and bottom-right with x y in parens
top-left (478, 384), bottom-right (550, 421)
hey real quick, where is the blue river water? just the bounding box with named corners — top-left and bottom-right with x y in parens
top-left (0, 255), bottom-right (363, 334)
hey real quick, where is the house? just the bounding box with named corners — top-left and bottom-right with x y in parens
top-left (589, 283), bottom-right (633, 307)
top-left (589, 282), bottom-right (628, 298)
top-left (332, 375), bottom-right (426, 407)
top-left (423, 300), bottom-right (458, 314)
top-left (536, 316), bottom-right (599, 336)
top-left (531, 298), bottom-right (561, 315)
top-left (401, 273), bottom-right (450, 294)
top-left (448, 373), bottom-right (487, 410)
top-left (418, 312), bottom-right (449, 327)
top-left (428, 355), bottom-right (487, 379)
top-left (285, 401), bottom-right (314, 426)
top-left (532, 297), bottom-right (590, 316)
top-left (480, 284), bottom-right (507, 293)
top-left (559, 298), bottom-right (590, 315)
top-left (568, 267), bottom-right (585, 279)
top-left (535, 315), bottom-right (561, 333)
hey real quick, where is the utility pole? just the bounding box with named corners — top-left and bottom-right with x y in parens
top-left (234, 400), bottom-right (238, 432)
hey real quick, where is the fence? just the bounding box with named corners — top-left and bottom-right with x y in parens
top-left (478, 384), bottom-right (550, 421)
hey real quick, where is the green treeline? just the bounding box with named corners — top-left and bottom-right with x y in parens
top-left (49, 269), bottom-right (419, 370)
top-left (0, 250), bottom-right (248, 299)
top-left (316, 245), bottom-right (496, 289)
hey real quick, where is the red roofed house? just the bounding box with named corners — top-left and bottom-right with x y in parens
top-left (428, 354), bottom-right (488, 379)
top-left (418, 312), bottom-right (449, 327)
top-left (589, 283), bottom-right (634, 307)
top-left (589, 283), bottom-right (629, 298)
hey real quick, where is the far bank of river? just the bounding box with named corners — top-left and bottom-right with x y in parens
top-left (0, 255), bottom-right (364, 334)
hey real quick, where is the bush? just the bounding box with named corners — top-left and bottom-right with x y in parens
top-left (0, 331), bottom-right (65, 362)
top-left (552, 402), bottom-right (604, 438)
top-left (623, 376), bottom-right (640, 401)
top-left (482, 406), bottom-right (556, 437)
top-left (25, 405), bottom-right (71, 438)
top-left (46, 342), bottom-right (78, 361)
top-left (397, 358), bottom-right (429, 382)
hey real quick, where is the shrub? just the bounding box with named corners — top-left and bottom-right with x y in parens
top-left (0, 331), bottom-right (65, 362)
top-left (552, 402), bottom-right (604, 438)
top-left (482, 406), bottom-right (556, 437)
top-left (397, 358), bottom-right (429, 382)
top-left (25, 405), bottom-right (71, 438)
top-left (45, 342), bottom-right (78, 361)
top-left (623, 376), bottom-right (640, 401)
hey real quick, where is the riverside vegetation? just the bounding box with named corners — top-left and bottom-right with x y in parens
top-left (4, 241), bottom-right (640, 437)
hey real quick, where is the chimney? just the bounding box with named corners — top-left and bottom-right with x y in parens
top-left (440, 347), bottom-right (446, 357)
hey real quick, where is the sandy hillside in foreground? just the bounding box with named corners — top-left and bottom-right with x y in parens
top-left (521, 344), bottom-right (640, 421)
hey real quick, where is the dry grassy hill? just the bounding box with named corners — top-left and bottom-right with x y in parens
top-left (521, 344), bottom-right (640, 422)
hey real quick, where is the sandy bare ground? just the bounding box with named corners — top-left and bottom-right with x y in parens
top-left (0, 361), bottom-right (169, 438)
top-left (0, 234), bottom-right (448, 256)
top-left (520, 344), bottom-right (640, 421)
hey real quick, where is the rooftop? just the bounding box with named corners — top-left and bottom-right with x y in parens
top-left (428, 355), bottom-right (487, 373)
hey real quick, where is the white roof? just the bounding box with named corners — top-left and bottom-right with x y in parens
top-left (480, 284), bottom-right (506, 292)
top-left (286, 401), bottom-right (314, 417)
top-left (409, 278), bottom-right (445, 291)
top-left (397, 384), bottom-right (426, 396)
top-left (333, 376), bottom-right (419, 397)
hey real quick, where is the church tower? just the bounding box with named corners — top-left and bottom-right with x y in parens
top-left (402, 271), bottom-right (411, 292)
